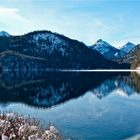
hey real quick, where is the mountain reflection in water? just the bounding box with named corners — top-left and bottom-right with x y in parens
top-left (0, 71), bottom-right (140, 139)
top-left (0, 71), bottom-right (140, 108)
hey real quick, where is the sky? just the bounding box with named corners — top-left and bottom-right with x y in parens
top-left (0, 0), bottom-right (140, 47)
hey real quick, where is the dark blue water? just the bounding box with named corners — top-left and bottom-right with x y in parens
top-left (0, 71), bottom-right (140, 139)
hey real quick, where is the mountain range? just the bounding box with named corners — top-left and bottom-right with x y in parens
top-left (90, 39), bottom-right (125, 60)
top-left (0, 30), bottom-right (139, 70)
top-left (89, 39), bottom-right (137, 60)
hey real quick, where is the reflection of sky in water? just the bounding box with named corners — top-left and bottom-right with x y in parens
top-left (1, 90), bottom-right (140, 139)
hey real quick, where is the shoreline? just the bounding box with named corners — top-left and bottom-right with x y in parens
top-left (0, 112), bottom-right (61, 140)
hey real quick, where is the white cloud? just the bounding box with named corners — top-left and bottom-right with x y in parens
top-left (0, 7), bottom-right (19, 12)
top-left (0, 7), bottom-right (34, 35)
top-left (0, 6), bottom-right (125, 46)
top-left (31, 8), bottom-right (113, 45)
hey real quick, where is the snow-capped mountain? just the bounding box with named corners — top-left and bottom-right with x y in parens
top-left (0, 31), bottom-right (10, 37)
top-left (120, 42), bottom-right (136, 53)
top-left (91, 39), bottom-right (117, 53)
top-left (89, 39), bottom-right (125, 60)
top-left (0, 30), bottom-right (129, 70)
top-left (122, 44), bottom-right (140, 65)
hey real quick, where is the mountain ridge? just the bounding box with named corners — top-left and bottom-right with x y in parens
top-left (0, 30), bottom-right (136, 49)
top-left (89, 39), bottom-right (125, 60)
top-left (0, 31), bottom-right (10, 37)
top-left (0, 30), bottom-right (130, 69)
top-left (120, 42), bottom-right (136, 53)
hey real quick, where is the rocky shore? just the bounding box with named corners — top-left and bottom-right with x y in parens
top-left (0, 113), bottom-right (61, 140)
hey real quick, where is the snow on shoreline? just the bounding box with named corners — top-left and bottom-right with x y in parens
top-left (0, 112), bottom-right (61, 140)
top-left (136, 67), bottom-right (140, 74)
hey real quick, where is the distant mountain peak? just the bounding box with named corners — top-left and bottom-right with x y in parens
top-left (121, 42), bottom-right (136, 53)
top-left (0, 31), bottom-right (10, 37)
top-left (125, 42), bottom-right (135, 46)
top-left (94, 39), bottom-right (115, 49)
top-left (96, 39), bottom-right (103, 43)
top-left (89, 39), bottom-right (126, 60)
top-left (95, 39), bottom-right (108, 45)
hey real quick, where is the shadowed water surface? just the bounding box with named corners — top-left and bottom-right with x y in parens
top-left (0, 71), bottom-right (140, 139)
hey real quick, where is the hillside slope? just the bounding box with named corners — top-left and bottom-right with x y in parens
top-left (0, 30), bottom-right (130, 69)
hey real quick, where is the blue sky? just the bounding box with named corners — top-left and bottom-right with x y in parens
top-left (0, 0), bottom-right (140, 47)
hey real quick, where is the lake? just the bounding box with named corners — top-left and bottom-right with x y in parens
top-left (0, 71), bottom-right (140, 139)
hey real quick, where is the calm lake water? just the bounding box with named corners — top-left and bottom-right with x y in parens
top-left (0, 71), bottom-right (140, 139)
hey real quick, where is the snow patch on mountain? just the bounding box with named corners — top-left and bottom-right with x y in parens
top-left (91, 39), bottom-right (118, 54)
top-left (29, 32), bottom-right (69, 55)
top-left (89, 39), bottom-right (125, 60)
top-left (120, 42), bottom-right (136, 53)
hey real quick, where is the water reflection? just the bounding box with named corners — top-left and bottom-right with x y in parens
top-left (0, 71), bottom-right (139, 108)
top-left (0, 71), bottom-right (140, 139)
top-left (92, 74), bottom-right (138, 99)
top-left (130, 72), bottom-right (140, 93)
